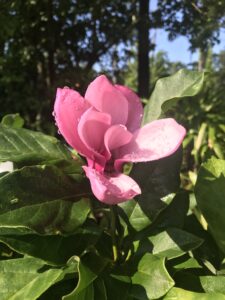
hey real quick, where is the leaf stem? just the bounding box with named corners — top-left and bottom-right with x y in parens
top-left (110, 205), bottom-right (118, 262)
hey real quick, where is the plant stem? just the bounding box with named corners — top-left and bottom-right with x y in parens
top-left (110, 205), bottom-right (118, 262)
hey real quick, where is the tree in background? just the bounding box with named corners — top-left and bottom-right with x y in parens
top-left (137, 0), bottom-right (150, 98)
top-left (123, 50), bottom-right (185, 94)
top-left (154, 0), bottom-right (225, 70)
top-left (0, 0), bottom-right (136, 131)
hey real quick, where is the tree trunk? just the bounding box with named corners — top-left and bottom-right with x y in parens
top-left (137, 0), bottom-right (150, 98)
top-left (198, 47), bottom-right (208, 71)
top-left (47, 0), bottom-right (55, 87)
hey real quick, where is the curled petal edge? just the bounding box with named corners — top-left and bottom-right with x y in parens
top-left (83, 166), bottom-right (141, 205)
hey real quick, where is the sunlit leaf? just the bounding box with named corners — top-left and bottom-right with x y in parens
top-left (163, 287), bottom-right (225, 300)
top-left (143, 69), bottom-right (204, 124)
top-left (1, 114), bottom-right (24, 128)
top-left (149, 228), bottom-right (203, 259)
top-left (0, 257), bottom-right (75, 300)
top-left (0, 165), bottom-right (90, 234)
top-left (63, 253), bottom-right (108, 299)
top-left (131, 253), bottom-right (174, 299)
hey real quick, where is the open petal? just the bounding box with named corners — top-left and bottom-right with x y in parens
top-left (54, 88), bottom-right (91, 156)
top-left (78, 108), bottom-right (111, 166)
top-left (104, 125), bottom-right (133, 160)
top-left (85, 75), bottom-right (129, 125)
top-left (115, 118), bottom-right (186, 170)
top-left (83, 166), bottom-right (141, 205)
top-left (115, 85), bottom-right (143, 132)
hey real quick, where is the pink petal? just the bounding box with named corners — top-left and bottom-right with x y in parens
top-left (115, 85), bottom-right (143, 132)
top-left (115, 118), bottom-right (186, 170)
top-left (54, 88), bottom-right (91, 157)
top-left (83, 166), bottom-right (141, 205)
top-left (104, 125), bottom-right (133, 160)
top-left (78, 108), bottom-right (111, 166)
top-left (85, 75), bottom-right (129, 125)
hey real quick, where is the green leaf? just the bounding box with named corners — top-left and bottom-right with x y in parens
top-left (163, 287), bottom-right (225, 300)
top-left (0, 226), bottom-right (101, 265)
top-left (0, 257), bottom-right (75, 300)
top-left (152, 191), bottom-right (189, 230)
top-left (104, 275), bottom-right (132, 300)
top-left (94, 278), bottom-right (107, 300)
top-left (0, 165), bottom-right (85, 213)
top-left (38, 279), bottom-right (77, 300)
top-left (130, 147), bottom-right (182, 224)
top-left (0, 124), bottom-right (72, 165)
top-left (169, 256), bottom-right (202, 273)
top-left (149, 228), bottom-right (203, 259)
top-left (195, 157), bottom-right (225, 253)
top-left (1, 114), bottom-right (24, 128)
top-left (119, 199), bottom-right (151, 233)
top-left (143, 69), bottom-right (204, 124)
top-left (63, 253), bottom-right (108, 299)
top-left (131, 253), bottom-right (174, 299)
top-left (0, 198), bottom-right (90, 235)
top-left (0, 165), bottom-right (90, 234)
top-left (64, 283), bottom-right (94, 300)
top-left (200, 276), bottom-right (225, 294)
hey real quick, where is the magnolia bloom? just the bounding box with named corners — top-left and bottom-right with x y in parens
top-left (54, 75), bottom-right (186, 205)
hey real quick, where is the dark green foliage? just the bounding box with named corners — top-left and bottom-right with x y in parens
top-left (0, 0), bottom-right (136, 131)
top-left (0, 70), bottom-right (224, 299)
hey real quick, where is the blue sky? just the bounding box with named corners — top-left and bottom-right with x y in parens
top-left (150, 0), bottom-right (225, 64)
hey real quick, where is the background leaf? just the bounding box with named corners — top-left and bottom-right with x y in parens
top-left (0, 165), bottom-right (90, 234)
top-left (149, 228), bottom-right (203, 259)
top-left (63, 253), bottom-right (108, 299)
top-left (163, 287), bottom-right (225, 300)
top-left (0, 125), bottom-right (75, 166)
top-left (131, 253), bottom-right (174, 299)
top-left (143, 69), bottom-right (204, 124)
top-left (1, 114), bottom-right (24, 129)
top-left (0, 257), bottom-right (74, 300)
top-left (195, 157), bottom-right (225, 254)
top-left (0, 225), bottom-right (101, 265)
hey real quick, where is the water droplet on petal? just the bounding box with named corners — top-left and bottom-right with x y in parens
top-left (52, 111), bottom-right (55, 117)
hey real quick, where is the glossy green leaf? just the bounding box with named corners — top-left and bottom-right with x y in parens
top-left (38, 279), bottom-right (77, 300)
top-left (0, 124), bottom-right (72, 165)
top-left (0, 225), bottom-right (101, 265)
top-left (173, 271), bottom-right (225, 295)
top-left (1, 114), bottom-right (24, 128)
top-left (195, 157), bottom-right (225, 253)
top-left (0, 165), bottom-right (85, 213)
top-left (169, 256), bottom-right (202, 274)
top-left (149, 228), bottom-right (203, 259)
top-left (0, 198), bottom-right (90, 235)
top-left (0, 257), bottom-right (75, 300)
top-left (163, 287), bottom-right (225, 300)
top-left (0, 165), bottom-right (90, 234)
top-left (143, 69), bottom-right (204, 124)
top-left (119, 199), bottom-right (151, 232)
top-left (131, 253), bottom-right (174, 299)
top-left (200, 276), bottom-right (225, 294)
top-left (63, 253), bottom-right (108, 299)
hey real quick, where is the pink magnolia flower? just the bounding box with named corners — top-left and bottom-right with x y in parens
top-left (54, 75), bottom-right (186, 205)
